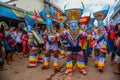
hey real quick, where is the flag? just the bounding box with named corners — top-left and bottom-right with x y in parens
top-left (24, 11), bottom-right (37, 31)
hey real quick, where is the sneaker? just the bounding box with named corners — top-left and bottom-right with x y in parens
top-left (79, 70), bottom-right (87, 75)
top-left (27, 64), bottom-right (37, 68)
top-left (37, 60), bottom-right (43, 63)
top-left (65, 70), bottom-right (72, 74)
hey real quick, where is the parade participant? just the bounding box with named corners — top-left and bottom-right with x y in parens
top-left (40, 7), bottom-right (60, 71)
top-left (0, 22), bottom-right (7, 71)
top-left (61, 4), bottom-right (88, 74)
top-left (85, 18), bottom-right (96, 63)
top-left (93, 7), bottom-right (109, 72)
top-left (24, 12), bottom-right (44, 68)
top-left (21, 30), bottom-right (28, 58)
top-left (79, 16), bottom-right (90, 64)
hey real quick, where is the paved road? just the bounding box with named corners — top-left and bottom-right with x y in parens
top-left (0, 54), bottom-right (119, 80)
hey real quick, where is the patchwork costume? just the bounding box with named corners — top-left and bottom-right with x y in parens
top-left (24, 12), bottom-right (44, 68)
top-left (93, 7), bottom-right (109, 72)
top-left (61, 7), bottom-right (87, 74)
top-left (85, 18), bottom-right (96, 63)
top-left (40, 8), bottom-right (60, 71)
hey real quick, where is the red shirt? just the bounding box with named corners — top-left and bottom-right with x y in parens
top-left (0, 32), bottom-right (3, 39)
top-left (110, 30), bottom-right (116, 40)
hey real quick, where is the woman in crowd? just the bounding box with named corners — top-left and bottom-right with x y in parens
top-left (110, 23), bottom-right (120, 64)
top-left (15, 28), bottom-right (23, 53)
top-left (4, 26), bottom-right (16, 65)
top-left (21, 30), bottom-right (28, 58)
top-left (114, 30), bottom-right (120, 75)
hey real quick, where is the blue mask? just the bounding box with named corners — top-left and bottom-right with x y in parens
top-left (40, 8), bottom-right (55, 29)
top-left (93, 6), bottom-right (109, 28)
top-left (70, 21), bottom-right (79, 32)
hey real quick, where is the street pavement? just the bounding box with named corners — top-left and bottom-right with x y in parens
top-left (0, 54), bottom-right (119, 80)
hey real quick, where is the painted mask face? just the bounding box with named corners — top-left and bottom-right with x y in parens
top-left (46, 12), bottom-right (51, 18)
top-left (98, 20), bottom-right (104, 28)
top-left (70, 21), bottom-right (78, 32)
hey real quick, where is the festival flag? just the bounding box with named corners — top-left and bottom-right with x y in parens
top-left (24, 11), bottom-right (37, 31)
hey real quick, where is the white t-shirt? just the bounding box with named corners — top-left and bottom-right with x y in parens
top-left (10, 31), bottom-right (17, 40)
top-left (15, 32), bottom-right (22, 43)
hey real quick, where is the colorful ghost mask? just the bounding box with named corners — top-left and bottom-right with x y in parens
top-left (65, 8), bottom-right (83, 32)
top-left (93, 7), bottom-right (109, 28)
top-left (40, 8), bottom-right (55, 29)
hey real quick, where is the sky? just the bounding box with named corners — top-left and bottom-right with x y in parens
top-left (0, 0), bottom-right (117, 25)
top-left (51, 0), bottom-right (115, 16)
top-left (0, 0), bottom-right (10, 2)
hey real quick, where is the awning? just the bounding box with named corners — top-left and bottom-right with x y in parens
top-left (0, 5), bottom-right (20, 20)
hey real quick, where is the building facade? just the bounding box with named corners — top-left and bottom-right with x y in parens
top-left (110, 0), bottom-right (120, 24)
top-left (7, 0), bottom-right (44, 12)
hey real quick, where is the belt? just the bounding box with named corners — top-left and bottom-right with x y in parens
top-left (67, 46), bottom-right (82, 52)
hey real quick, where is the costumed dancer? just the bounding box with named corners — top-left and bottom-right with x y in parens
top-left (24, 12), bottom-right (44, 68)
top-left (93, 7), bottom-right (109, 72)
top-left (40, 7), bottom-right (60, 71)
top-left (85, 18), bottom-right (97, 63)
top-left (62, 5), bottom-right (87, 74)
top-left (79, 16), bottom-right (90, 64)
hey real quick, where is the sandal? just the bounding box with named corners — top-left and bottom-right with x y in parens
top-left (114, 71), bottom-right (120, 75)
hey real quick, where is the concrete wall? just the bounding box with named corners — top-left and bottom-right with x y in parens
top-left (8, 0), bottom-right (44, 12)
